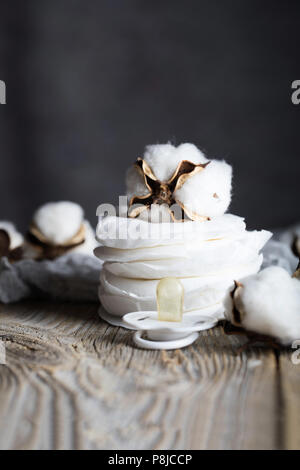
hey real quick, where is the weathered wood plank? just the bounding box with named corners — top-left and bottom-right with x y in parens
top-left (0, 301), bottom-right (289, 449)
top-left (279, 350), bottom-right (300, 450)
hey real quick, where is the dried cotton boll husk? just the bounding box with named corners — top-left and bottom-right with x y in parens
top-left (126, 143), bottom-right (232, 222)
top-left (225, 266), bottom-right (300, 346)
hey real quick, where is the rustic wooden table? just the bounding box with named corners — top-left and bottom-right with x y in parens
top-left (0, 300), bottom-right (299, 450)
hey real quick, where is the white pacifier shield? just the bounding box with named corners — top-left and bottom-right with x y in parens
top-left (124, 310), bottom-right (217, 333)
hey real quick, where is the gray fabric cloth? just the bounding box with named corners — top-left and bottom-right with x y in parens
top-left (0, 253), bottom-right (102, 303)
top-left (262, 239), bottom-right (298, 274)
top-left (261, 223), bottom-right (300, 274)
top-left (275, 223), bottom-right (300, 247)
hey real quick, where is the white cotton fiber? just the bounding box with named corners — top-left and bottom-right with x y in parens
top-left (0, 221), bottom-right (24, 249)
top-left (33, 201), bottom-right (84, 245)
top-left (175, 160), bottom-right (232, 218)
top-left (225, 266), bottom-right (300, 345)
top-left (143, 143), bottom-right (208, 182)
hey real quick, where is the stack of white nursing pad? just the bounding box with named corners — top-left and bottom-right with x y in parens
top-left (95, 214), bottom-right (272, 319)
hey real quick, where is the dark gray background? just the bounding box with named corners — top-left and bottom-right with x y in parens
top-left (0, 0), bottom-right (299, 232)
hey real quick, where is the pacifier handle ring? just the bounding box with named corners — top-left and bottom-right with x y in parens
top-left (133, 330), bottom-right (199, 350)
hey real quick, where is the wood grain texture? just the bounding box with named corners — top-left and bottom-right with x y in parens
top-left (279, 350), bottom-right (300, 450)
top-left (0, 301), bottom-right (296, 450)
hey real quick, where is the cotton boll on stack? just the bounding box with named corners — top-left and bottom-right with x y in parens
top-left (225, 266), bottom-right (300, 346)
top-left (26, 201), bottom-right (98, 260)
top-left (126, 143), bottom-right (232, 222)
top-left (95, 143), bottom-right (272, 320)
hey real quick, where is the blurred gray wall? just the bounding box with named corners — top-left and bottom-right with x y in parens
top-left (0, 0), bottom-right (299, 231)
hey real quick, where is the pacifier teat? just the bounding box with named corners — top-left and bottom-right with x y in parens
top-left (156, 277), bottom-right (184, 322)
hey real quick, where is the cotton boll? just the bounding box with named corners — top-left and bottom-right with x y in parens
top-left (143, 143), bottom-right (207, 182)
top-left (125, 142), bottom-right (208, 209)
top-left (33, 201), bottom-right (84, 245)
top-left (29, 202), bottom-right (98, 260)
top-left (225, 266), bottom-right (300, 346)
top-left (0, 221), bottom-right (24, 250)
top-left (175, 160), bottom-right (232, 218)
top-left (126, 142), bottom-right (232, 221)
